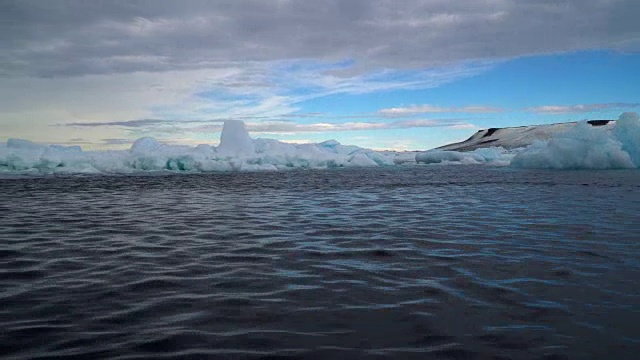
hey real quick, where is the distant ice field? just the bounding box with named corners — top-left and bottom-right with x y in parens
top-left (1, 113), bottom-right (639, 175)
top-left (1, 166), bottom-right (639, 359)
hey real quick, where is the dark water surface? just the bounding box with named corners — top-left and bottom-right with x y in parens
top-left (1, 166), bottom-right (639, 359)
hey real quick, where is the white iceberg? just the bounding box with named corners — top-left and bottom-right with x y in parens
top-left (511, 112), bottom-right (640, 169)
top-left (415, 147), bottom-right (515, 166)
top-left (217, 120), bottom-right (255, 157)
top-left (0, 120), bottom-right (399, 175)
top-left (2, 113), bottom-right (639, 175)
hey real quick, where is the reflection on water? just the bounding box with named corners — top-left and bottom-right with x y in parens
top-left (1, 166), bottom-right (639, 359)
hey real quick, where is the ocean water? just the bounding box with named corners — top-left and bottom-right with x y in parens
top-left (1, 166), bottom-right (639, 359)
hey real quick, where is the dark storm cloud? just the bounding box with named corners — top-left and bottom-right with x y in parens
top-left (2, 0), bottom-right (639, 78)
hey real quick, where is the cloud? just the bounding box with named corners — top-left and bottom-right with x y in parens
top-left (379, 104), bottom-right (503, 116)
top-left (2, 0), bottom-right (639, 148)
top-left (189, 118), bottom-right (472, 134)
top-left (100, 138), bottom-right (133, 145)
top-left (53, 138), bottom-right (95, 146)
top-left (2, 59), bottom-right (487, 131)
top-left (2, 0), bottom-right (638, 78)
top-left (526, 103), bottom-right (640, 114)
top-left (65, 119), bottom-right (175, 127)
top-left (62, 114), bottom-right (471, 134)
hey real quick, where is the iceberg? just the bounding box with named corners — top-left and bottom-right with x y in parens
top-left (613, 112), bottom-right (640, 167)
top-left (217, 120), bottom-right (255, 157)
top-left (0, 120), bottom-right (399, 175)
top-left (511, 113), bottom-right (640, 169)
top-left (2, 113), bottom-right (638, 175)
top-left (415, 147), bottom-right (515, 166)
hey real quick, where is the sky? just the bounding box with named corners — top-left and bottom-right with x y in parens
top-left (1, 0), bottom-right (639, 151)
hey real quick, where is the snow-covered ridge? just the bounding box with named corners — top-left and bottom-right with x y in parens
top-left (416, 112), bottom-right (640, 169)
top-left (437, 120), bottom-right (614, 152)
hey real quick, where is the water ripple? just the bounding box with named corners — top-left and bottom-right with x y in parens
top-left (1, 167), bottom-right (639, 359)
